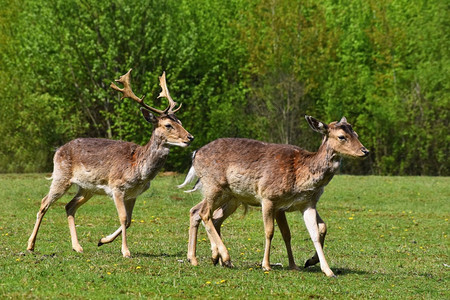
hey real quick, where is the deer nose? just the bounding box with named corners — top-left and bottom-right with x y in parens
top-left (361, 147), bottom-right (369, 157)
top-left (187, 135), bottom-right (194, 142)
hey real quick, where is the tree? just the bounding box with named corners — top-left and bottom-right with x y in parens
top-left (240, 0), bottom-right (335, 151)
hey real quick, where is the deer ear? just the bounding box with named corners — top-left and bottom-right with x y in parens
top-left (338, 116), bottom-right (347, 124)
top-left (305, 115), bottom-right (328, 134)
top-left (140, 108), bottom-right (158, 124)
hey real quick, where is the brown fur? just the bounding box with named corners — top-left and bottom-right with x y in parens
top-left (182, 116), bottom-right (368, 277)
top-left (28, 73), bottom-right (193, 258)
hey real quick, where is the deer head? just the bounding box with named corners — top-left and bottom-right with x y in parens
top-left (305, 115), bottom-right (369, 158)
top-left (111, 69), bottom-right (193, 147)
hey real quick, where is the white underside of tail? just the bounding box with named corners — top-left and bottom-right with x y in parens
top-left (177, 165), bottom-right (202, 193)
top-left (177, 151), bottom-right (202, 193)
top-left (177, 165), bottom-right (196, 189)
top-left (184, 180), bottom-right (202, 193)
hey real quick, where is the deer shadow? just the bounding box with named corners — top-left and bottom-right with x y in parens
top-left (228, 261), bottom-right (371, 276)
top-left (303, 266), bottom-right (370, 276)
top-left (133, 251), bottom-right (184, 258)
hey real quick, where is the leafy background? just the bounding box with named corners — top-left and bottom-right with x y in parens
top-left (0, 0), bottom-right (448, 175)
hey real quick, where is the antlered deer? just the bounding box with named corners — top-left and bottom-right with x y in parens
top-left (27, 69), bottom-right (193, 257)
top-left (179, 116), bottom-right (368, 277)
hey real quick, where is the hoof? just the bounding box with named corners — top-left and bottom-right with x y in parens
top-left (222, 260), bottom-right (233, 268)
top-left (324, 269), bottom-right (336, 278)
top-left (289, 264), bottom-right (301, 271)
top-left (122, 247), bottom-right (131, 258)
top-left (188, 257), bottom-right (199, 266)
top-left (98, 241), bottom-right (104, 247)
top-left (211, 256), bottom-right (220, 266)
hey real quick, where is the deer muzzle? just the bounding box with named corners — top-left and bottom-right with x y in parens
top-left (360, 147), bottom-right (370, 157)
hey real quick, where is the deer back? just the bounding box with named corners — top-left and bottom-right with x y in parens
top-left (193, 138), bottom-right (314, 202)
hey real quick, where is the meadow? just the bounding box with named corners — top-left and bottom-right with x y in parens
top-left (0, 174), bottom-right (448, 299)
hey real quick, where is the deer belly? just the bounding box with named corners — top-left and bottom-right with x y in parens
top-left (72, 180), bottom-right (112, 196)
top-left (71, 170), bottom-right (113, 196)
top-left (226, 174), bottom-right (261, 205)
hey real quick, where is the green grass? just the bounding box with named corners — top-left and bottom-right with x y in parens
top-left (0, 174), bottom-right (448, 299)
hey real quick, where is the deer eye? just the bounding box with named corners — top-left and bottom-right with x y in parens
top-left (338, 135), bottom-right (346, 141)
top-left (165, 124), bottom-right (173, 130)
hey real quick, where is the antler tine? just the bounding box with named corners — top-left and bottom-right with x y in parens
top-left (110, 69), bottom-right (165, 115)
top-left (158, 71), bottom-right (182, 114)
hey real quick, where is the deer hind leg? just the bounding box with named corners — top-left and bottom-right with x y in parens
top-left (187, 196), bottom-right (237, 267)
top-left (98, 198), bottom-right (136, 247)
top-left (187, 201), bottom-right (203, 266)
top-left (304, 211), bottom-right (327, 269)
top-left (210, 200), bottom-right (240, 266)
top-left (275, 210), bottom-right (300, 270)
top-left (261, 199), bottom-right (275, 271)
top-left (65, 188), bottom-right (93, 253)
top-left (198, 198), bottom-right (232, 267)
top-left (27, 177), bottom-right (72, 252)
top-left (303, 207), bottom-right (335, 277)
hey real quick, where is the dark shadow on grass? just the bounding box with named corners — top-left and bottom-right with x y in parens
top-left (304, 266), bottom-right (371, 276)
top-left (216, 260), bottom-right (371, 276)
top-left (132, 251), bottom-right (184, 258)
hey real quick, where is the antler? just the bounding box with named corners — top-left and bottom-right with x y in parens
top-left (110, 69), bottom-right (165, 115)
top-left (158, 71), bottom-right (182, 114)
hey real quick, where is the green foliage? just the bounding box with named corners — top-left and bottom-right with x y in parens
top-left (239, 0), bottom-right (332, 147)
top-left (1, 174), bottom-right (449, 298)
top-left (0, 0), bottom-right (448, 174)
top-left (318, 0), bottom-right (449, 174)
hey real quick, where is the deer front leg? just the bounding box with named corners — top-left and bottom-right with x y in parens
top-left (303, 207), bottom-right (335, 277)
top-left (113, 191), bottom-right (131, 258)
top-left (304, 211), bottom-right (327, 268)
top-left (261, 200), bottom-right (275, 271)
top-left (98, 198), bottom-right (136, 247)
top-left (65, 189), bottom-right (92, 253)
top-left (275, 210), bottom-right (300, 270)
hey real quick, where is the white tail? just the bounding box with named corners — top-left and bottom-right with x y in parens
top-left (177, 151), bottom-right (197, 188)
top-left (180, 116), bottom-right (368, 277)
top-left (27, 69), bottom-right (193, 257)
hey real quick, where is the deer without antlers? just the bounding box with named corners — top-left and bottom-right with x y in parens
top-left (179, 116), bottom-right (368, 277)
top-left (27, 69), bottom-right (193, 257)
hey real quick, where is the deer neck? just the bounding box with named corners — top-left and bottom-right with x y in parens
top-left (302, 136), bottom-right (341, 187)
top-left (135, 131), bottom-right (170, 180)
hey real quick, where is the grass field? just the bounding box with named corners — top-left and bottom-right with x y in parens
top-left (0, 173), bottom-right (448, 299)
